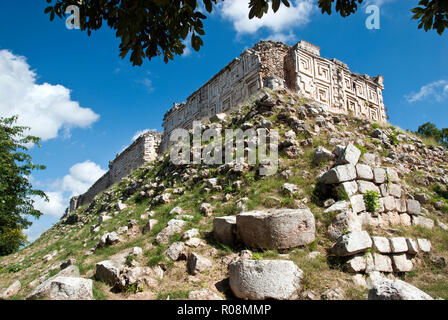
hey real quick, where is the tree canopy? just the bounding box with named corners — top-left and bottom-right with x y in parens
top-left (0, 116), bottom-right (47, 255)
top-left (44, 0), bottom-right (448, 66)
top-left (417, 121), bottom-right (448, 148)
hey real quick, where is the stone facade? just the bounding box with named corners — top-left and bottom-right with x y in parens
top-left (66, 131), bottom-right (162, 214)
top-left (161, 40), bottom-right (387, 151)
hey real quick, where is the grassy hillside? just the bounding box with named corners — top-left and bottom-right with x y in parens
top-left (1, 89), bottom-right (447, 300)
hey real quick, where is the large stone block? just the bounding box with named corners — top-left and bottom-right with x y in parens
top-left (412, 216), bottom-right (434, 229)
top-left (28, 277), bottom-right (93, 300)
top-left (229, 260), bottom-right (303, 300)
top-left (236, 208), bottom-right (315, 249)
top-left (213, 216), bottom-right (236, 246)
top-left (371, 236), bottom-right (391, 254)
top-left (341, 181), bottom-right (358, 196)
top-left (373, 253), bottom-right (393, 273)
top-left (350, 194), bottom-right (366, 214)
top-left (373, 168), bottom-right (386, 184)
top-left (369, 278), bottom-right (433, 300)
top-left (407, 199), bottom-right (421, 215)
top-left (336, 143), bottom-right (361, 166)
top-left (357, 181), bottom-right (380, 194)
top-left (390, 237), bottom-right (408, 253)
top-left (392, 254), bottom-right (413, 272)
top-left (332, 231), bottom-right (372, 256)
top-left (95, 260), bottom-right (121, 286)
top-left (319, 164), bottom-right (357, 184)
top-left (356, 164), bottom-right (374, 181)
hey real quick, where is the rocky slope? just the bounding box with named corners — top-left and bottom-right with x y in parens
top-left (1, 89), bottom-right (448, 300)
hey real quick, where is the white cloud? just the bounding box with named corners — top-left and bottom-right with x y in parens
top-left (33, 160), bottom-right (106, 218)
top-left (61, 160), bottom-right (107, 197)
top-left (136, 78), bottom-right (154, 93)
top-left (33, 191), bottom-right (67, 218)
top-left (220, 0), bottom-right (314, 36)
top-left (405, 80), bottom-right (448, 103)
top-left (0, 50), bottom-right (99, 141)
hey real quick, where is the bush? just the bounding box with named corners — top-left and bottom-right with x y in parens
top-left (363, 190), bottom-right (380, 213)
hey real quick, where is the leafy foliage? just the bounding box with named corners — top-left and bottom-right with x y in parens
top-left (0, 116), bottom-right (47, 255)
top-left (363, 190), bottom-right (380, 213)
top-left (44, 0), bottom-right (448, 66)
top-left (417, 122), bottom-right (448, 148)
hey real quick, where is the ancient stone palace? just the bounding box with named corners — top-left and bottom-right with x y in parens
top-left (161, 40), bottom-right (387, 151)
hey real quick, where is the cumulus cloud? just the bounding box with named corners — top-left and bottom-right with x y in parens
top-left (220, 0), bottom-right (314, 39)
top-left (405, 80), bottom-right (448, 103)
top-left (0, 50), bottom-right (99, 141)
top-left (33, 160), bottom-right (106, 218)
top-left (131, 129), bottom-right (158, 141)
top-left (61, 160), bottom-right (107, 197)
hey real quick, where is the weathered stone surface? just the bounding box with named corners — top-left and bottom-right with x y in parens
top-left (356, 164), bottom-right (374, 181)
top-left (407, 199), bottom-right (421, 215)
top-left (155, 219), bottom-right (186, 244)
top-left (373, 168), bottom-right (386, 184)
top-left (26, 266), bottom-right (80, 300)
top-left (369, 278), bottom-right (433, 300)
top-left (346, 254), bottom-right (366, 273)
top-left (327, 210), bottom-right (362, 240)
top-left (213, 216), bottom-right (236, 246)
top-left (165, 242), bottom-right (187, 261)
top-left (187, 253), bottom-right (212, 275)
top-left (28, 277), bottom-right (93, 300)
top-left (183, 228), bottom-right (200, 240)
top-left (200, 203), bottom-right (214, 216)
top-left (414, 193), bottom-right (430, 204)
top-left (313, 146), bottom-right (334, 165)
top-left (389, 184), bottom-right (402, 198)
top-left (371, 236), bottom-right (391, 254)
top-left (324, 200), bottom-right (349, 214)
top-left (337, 144), bottom-right (361, 166)
top-left (350, 194), bottom-right (366, 214)
top-left (373, 253), bottom-right (393, 273)
top-left (189, 288), bottom-right (223, 300)
top-left (282, 183), bottom-right (299, 196)
top-left (142, 219), bottom-right (158, 234)
top-left (412, 216), bottom-right (434, 229)
top-left (229, 260), bottom-right (303, 300)
top-left (341, 181), bottom-right (358, 196)
top-left (390, 237), bottom-right (408, 253)
top-left (406, 239), bottom-right (419, 254)
top-left (236, 208), bottom-right (315, 249)
top-left (400, 213), bottom-right (412, 226)
top-left (392, 254), bottom-right (413, 272)
top-left (417, 239), bottom-right (431, 252)
top-left (386, 168), bottom-right (400, 183)
top-left (0, 280), bottom-right (21, 300)
top-left (332, 231), bottom-right (372, 256)
top-left (357, 180), bottom-right (380, 194)
top-left (95, 260), bottom-right (121, 286)
top-left (322, 164), bottom-right (357, 184)
top-left (382, 196), bottom-right (396, 212)
top-left (396, 198), bottom-right (407, 213)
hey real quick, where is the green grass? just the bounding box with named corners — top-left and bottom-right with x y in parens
top-left (157, 290), bottom-right (190, 300)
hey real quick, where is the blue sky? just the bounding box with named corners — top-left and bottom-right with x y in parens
top-left (0, 0), bottom-right (447, 242)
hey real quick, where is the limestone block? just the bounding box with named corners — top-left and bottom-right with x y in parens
top-left (336, 143), bottom-right (361, 166)
top-left (319, 164), bottom-right (357, 184)
top-left (371, 236), bottom-right (391, 254)
top-left (213, 216), bottom-right (236, 246)
top-left (332, 231), bottom-right (372, 256)
top-left (229, 260), bottom-right (303, 300)
top-left (390, 237), bottom-right (408, 253)
top-left (236, 208), bottom-right (315, 249)
top-left (356, 164), bottom-right (374, 181)
top-left (373, 168), bottom-right (387, 184)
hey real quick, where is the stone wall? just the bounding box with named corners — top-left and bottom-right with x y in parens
top-left (286, 41), bottom-right (387, 123)
top-left (161, 40), bottom-right (387, 151)
top-left (66, 131), bottom-right (162, 214)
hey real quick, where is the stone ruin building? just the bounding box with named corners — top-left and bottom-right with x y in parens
top-left (161, 40), bottom-right (387, 151)
top-left (66, 130), bottom-right (161, 214)
top-left (66, 40), bottom-right (387, 214)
